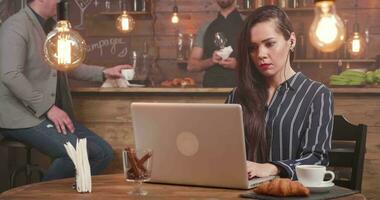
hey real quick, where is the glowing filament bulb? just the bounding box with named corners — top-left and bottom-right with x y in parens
top-left (43, 20), bottom-right (86, 71)
top-left (116, 11), bottom-right (135, 33)
top-left (351, 35), bottom-right (361, 53)
top-left (315, 16), bottom-right (338, 44)
top-left (171, 13), bottom-right (179, 24)
top-left (121, 17), bottom-right (130, 30)
top-left (57, 34), bottom-right (71, 65)
top-left (309, 1), bottom-right (345, 52)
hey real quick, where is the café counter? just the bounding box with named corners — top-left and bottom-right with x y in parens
top-left (71, 87), bottom-right (380, 199)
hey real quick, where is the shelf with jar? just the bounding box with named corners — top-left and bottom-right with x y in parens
top-left (238, 0), bottom-right (315, 12)
top-left (293, 59), bottom-right (376, 64)
top-left (99, 0), bottom-right (154, 18)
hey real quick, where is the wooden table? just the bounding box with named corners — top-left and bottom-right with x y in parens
top-left (0, 174), bottom-right (366, 200)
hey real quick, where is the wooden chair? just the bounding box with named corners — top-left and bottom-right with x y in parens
top-left (328, 115), bottom-right (367, 191)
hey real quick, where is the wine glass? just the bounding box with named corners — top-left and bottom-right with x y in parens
top-left (214, 32), bottom-right (228, 49)
top-left (122, 148), bottom-right (153, 196)
top-left (74, 0), bottom-right (93, 30)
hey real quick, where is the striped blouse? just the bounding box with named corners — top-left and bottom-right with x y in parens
top-left (225, 72), bottom-right (334, 179)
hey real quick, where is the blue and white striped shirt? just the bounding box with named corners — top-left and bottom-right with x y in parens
top-left (226, 72), bottom-right (334, 179)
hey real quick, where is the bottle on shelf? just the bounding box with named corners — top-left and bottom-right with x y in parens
top-left (244, 0), bottom-right (253, 9)
top-left (343, 19), bottom-right (351, 59)
top-left (337, 59), bottom-right (343, 74)
top-left (186, 34), bottom-right (194, 60)
top-left (253, 0), bottom-right (264, 9)
top-left (364, 26), bottom-right (370, 58)
top-left (278, 0), bottom-right (287, 8)
top-left (288, 0), bottom-right (298, 8)
top-left (141, 0), bottom-right (146, 12)
top-left (133, 0), bottom-right (139, 11)
top-left (139, 40), bottom-right (152, 81)
top-left (297, 0), bottom-right (306, 8)
top-left (105, 0), bottom-right (111, 11)
top-left (303, 0), bottom-right (314, 7)
top-left (177, 33), bottom-right (185, 61)
top-left (296, 23), bottom-right (306, 59)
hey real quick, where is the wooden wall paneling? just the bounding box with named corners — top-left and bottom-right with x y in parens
top-left (362, 159), bottom-right (380, 200)
top-left (334, 95), bottom-right (380, 126)
top-left (156, 60), bottom-right (204, 83)
top-left (365, 132), bottom-right (380, 160)
top-left (335, 0), bottom-right (380, 9)
top-left (155, 0), bottom-right (219, 12)
top-left (83, 122), bottom-right (135, 172)
top-left (296, 63), bottom-right (338, 83)
top-left (65, 0), bottom-right (380, 82)
top-left (156, 35), bottom-right (177, 59)
top-left (85, 17), bottom-right (154, 37)
top-left (155, 13), bottom-right (217, 36)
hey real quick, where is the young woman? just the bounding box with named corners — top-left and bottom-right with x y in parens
top-left (226, 5), bottom-right (333, 180)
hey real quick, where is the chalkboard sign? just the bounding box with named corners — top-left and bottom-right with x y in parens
top-left (67, 1), bottom-right (151, 67)
top-left (84, 36), bottom-right (131, 66)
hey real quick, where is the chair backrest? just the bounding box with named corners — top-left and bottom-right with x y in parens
top-left (329, 115), bottom-right (367, 191)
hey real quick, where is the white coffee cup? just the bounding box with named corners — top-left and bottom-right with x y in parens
top-left (295, 165), bottom-right (335, 187)
top-left (122, 69), bottom-right (135, 80)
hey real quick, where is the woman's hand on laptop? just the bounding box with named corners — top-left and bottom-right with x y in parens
top-left (246, 161), bottom-right (279, 179)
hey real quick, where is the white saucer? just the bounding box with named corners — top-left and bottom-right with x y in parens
top-left (307, 182), bottom-right (335, 193)
top-left (126, 80), bottom-right (145, 88)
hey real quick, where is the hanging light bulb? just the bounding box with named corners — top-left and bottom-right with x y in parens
top-left (116, 11), bottom-right (136, 33)
top-left (309, 0), bottom-right (345, 52)
top-left (348, 31), bottom-right (364, 57)
top-left (171, 12), bottom-right (179, 24)
top-left (348, 0), bottom-right (365, 58)
top-left (116, 0), bottom-right (135, 33)
top-left (171, 1), bottom-right (179, 24)
top-left (43, 0), bottom-right (86, 71)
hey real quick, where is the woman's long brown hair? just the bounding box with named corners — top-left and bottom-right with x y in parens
top-left (235, 5), bottom-right (294, 162)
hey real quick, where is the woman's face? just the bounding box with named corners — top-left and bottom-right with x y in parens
top-left (249, 20), bottom-right (294, 78)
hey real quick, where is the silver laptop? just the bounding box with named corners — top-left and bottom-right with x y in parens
top-left (131, 102), bottom-right (275, 189)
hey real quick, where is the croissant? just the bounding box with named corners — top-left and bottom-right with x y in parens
top-left (160, 80), bottom-right (173, 87)
top-left (172, 78), bottom-right (182, 86)
top-left (253, 178), bottom-right (310, 197)
top-left (182, 77), bottom-right (195, 86)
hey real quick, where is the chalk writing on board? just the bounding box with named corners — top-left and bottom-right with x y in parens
top-left (86, 38), bottom-right (129, 58)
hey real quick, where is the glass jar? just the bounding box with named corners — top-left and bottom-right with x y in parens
top-left (105, 0), bottom-right (111, 11)
top-left (253, 0), bottom-right (264, 8)
top-left (278, 0), bottom-right (287, 8)
top-left (186, 34), bottom-right (194, 60)
top-left (177, 33), bottom-right (185, 61)
top-left (288, 0), bottom-right (298, 8)
top-left (244, 0), bottom-right (253, 9)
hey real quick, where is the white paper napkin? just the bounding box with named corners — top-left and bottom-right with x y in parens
top-left (64, 138), bottom-right (92, 193)
top-left (216, 46), bottom-right (233, 60)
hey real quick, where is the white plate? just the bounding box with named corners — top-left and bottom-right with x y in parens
top-left (307, 182), bottom-right (335, 193)
top-left (126, 80), bottom-right (145, 88)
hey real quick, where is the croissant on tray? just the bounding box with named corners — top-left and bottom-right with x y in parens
top-left (160, 77), bottom-right (196, 87)
top-left (253, 178), bottom-right (310, 197)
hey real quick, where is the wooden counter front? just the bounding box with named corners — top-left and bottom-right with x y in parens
top-left (71, 87), bottom-right (380, 200)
